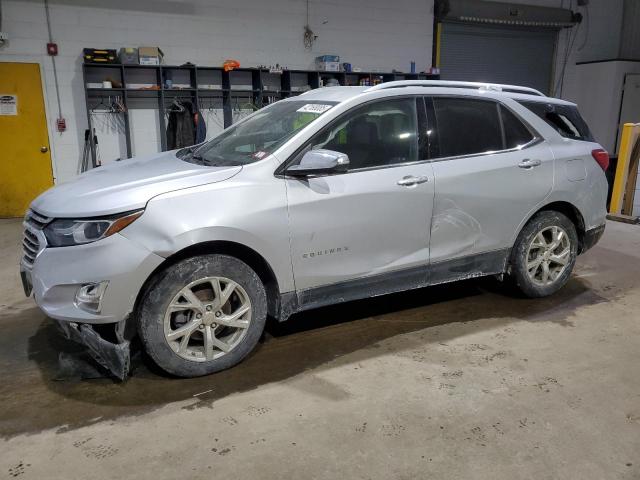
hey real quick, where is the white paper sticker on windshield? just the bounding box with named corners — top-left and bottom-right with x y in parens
top-left (297, 104), bottom-right (332, 114)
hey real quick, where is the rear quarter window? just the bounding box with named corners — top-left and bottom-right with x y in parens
top-left (518, 101), bottom-right (594, 142)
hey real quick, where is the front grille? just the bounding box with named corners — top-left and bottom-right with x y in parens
top-left (25, 210), bottom-right (51, 229)
top-left (22, 230), bottom-right (39, 264)
top-left (22, 210), bottom-right (51, 267)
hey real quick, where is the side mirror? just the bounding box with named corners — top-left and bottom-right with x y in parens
top-left (286, 149), bottom-right (349, 177)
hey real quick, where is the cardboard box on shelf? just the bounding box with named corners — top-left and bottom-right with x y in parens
top-left (138, 47), bottom-right (164, 65)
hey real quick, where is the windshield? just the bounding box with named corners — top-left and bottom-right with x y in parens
top-left (178, 100), bottom-right (337, 166)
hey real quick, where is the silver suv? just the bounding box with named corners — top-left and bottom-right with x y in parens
top-left (21, 81), bottom-right (608, 379)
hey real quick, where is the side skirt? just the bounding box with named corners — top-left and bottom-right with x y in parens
top-left (278, 249), bottom-right (510, 322)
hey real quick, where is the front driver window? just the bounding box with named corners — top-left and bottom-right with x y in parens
top-left (308, 98), bottom-right (418, 170)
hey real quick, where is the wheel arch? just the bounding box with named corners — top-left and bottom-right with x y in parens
top-left (133, 240), bottom-right (283, 323)
top-left (516, 200), bottom-right (587, 254)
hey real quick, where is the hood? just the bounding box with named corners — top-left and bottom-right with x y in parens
top-left (31, 151), bottom-right (242, 217)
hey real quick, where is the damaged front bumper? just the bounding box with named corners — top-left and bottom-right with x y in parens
top-left (19, 230), bottom-right (165, 380)
top-left (56, 320), bottom-right (131, 381)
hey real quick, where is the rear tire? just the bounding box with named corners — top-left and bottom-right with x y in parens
top-left (510, 211), bottom-right (578, 298)
top-left (138, 254), bottom-right (267, 378)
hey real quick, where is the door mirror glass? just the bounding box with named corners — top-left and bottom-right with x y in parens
top-left (286, 149), bottom-right (350, 176)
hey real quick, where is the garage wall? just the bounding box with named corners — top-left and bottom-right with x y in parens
top-left (620, 0), bottom-right (640, 59)
top-left (569, 61), bottom-right (640, 154)
top-left (505, 0), bottom-right (626, 153)
top-left (0, 0), bottom-right (434, 183)
top-left (439, 23), bottom-right (557, 94)
top-left (0, 0), bottom-right (630, 185)
top-left (492, 0), bottom-right (624, 100)
top-left (499, 0), bottom-right (622, 57)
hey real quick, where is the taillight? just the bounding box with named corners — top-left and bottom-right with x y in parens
top-left (591, 149), bottom-right (609, 171)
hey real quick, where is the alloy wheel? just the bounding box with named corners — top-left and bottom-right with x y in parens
top-left (526, 226), bottom-right (571, 286)
top-left (163, 276), bottom-right (252, 362)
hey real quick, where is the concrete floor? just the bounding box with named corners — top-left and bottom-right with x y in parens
top-left (0, 218), bottom-right (639, 479)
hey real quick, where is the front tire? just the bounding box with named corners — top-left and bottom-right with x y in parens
top-left (510, 211), bottom-right (578, 298)
top-left (138, 254), bottom-right (267, 377)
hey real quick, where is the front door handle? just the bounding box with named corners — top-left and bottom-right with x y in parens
top-left (518, 158), bottom-right (541, 169)
top-left (397, 175), bottom-right (429, 187)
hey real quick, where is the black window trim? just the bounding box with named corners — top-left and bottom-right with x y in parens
top-left (423, 94), bottom-right (543, 163)
top-left (275, 95), bottom-right (428, 177)
top-left (416, 96), bottom-right (429, 161)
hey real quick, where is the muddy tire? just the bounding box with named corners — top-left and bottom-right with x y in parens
top-left (138, 254), bottom-right (267, 377)
top-left (510, 211), bottom-right (578, 298)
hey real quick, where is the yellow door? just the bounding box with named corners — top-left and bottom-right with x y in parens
top-left (0, 63), bottom-right (54, 217)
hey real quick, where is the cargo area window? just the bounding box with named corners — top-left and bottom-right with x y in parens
top-left (518, 101), bottom-right (594, 142)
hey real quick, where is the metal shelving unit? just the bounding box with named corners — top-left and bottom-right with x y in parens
top-left (82, 63), bottom-right (439, 164)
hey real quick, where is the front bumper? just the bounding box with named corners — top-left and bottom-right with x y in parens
top-left (22, 232), bottom-right (164, 324)
top-left (56, 320), bottom-right (131, 381)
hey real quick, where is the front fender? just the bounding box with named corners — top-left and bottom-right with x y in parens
top-left (120, 171), bottom-right (294, 293)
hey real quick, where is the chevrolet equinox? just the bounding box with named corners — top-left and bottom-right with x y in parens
top-left (21, 81), bottom-right (608, 378)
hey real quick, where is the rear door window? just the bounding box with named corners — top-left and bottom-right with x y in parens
top-left (499, 105), bottom-right (535, 149)
top-left (518, 101), bottom-right (594, 141)
top-left (431, 97), bottom-right (503, 158)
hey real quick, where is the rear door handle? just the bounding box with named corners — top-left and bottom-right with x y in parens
top-left (518, 158), bottom-right (542, 169)
top-left (397, 175), bottom-right (429, 187)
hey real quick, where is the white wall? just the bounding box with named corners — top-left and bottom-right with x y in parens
top-left (569, 61), bottom-right (640, 153)
top-left (0, 0), bottom-right (632, 184)
top-left (506, 0), bottom-right (623, 62)
top-left (555, 0), bottom-right (625, 99)
top-left (478, 0), bottom-right (623, 100)
top-left (0, 0), bottom-right (434, 183)
top-left (505, 0), bottom-right (628, 155)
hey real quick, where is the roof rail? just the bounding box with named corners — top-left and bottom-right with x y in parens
top-left (364, 80), bottom-right (545, 97)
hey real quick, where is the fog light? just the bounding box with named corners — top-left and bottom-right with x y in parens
top-left (75, 281), bottom-right (109, 313)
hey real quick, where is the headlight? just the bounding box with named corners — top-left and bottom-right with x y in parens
top-left (44, 210), bottom-right (143, 247)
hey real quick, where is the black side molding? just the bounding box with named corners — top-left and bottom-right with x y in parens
top-left (278, 249), bottom-right (510, 322)
top-left (581, 224), bottom-right (605, 254)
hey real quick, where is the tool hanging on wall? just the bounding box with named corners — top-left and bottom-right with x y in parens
top-left (79, 128), bottom-right (101, 173)
top-left (79, 129), bottom-right (91, 174)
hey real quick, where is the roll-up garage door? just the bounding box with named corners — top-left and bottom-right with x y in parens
top-left (439, 23), bottom-right (556, 95)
